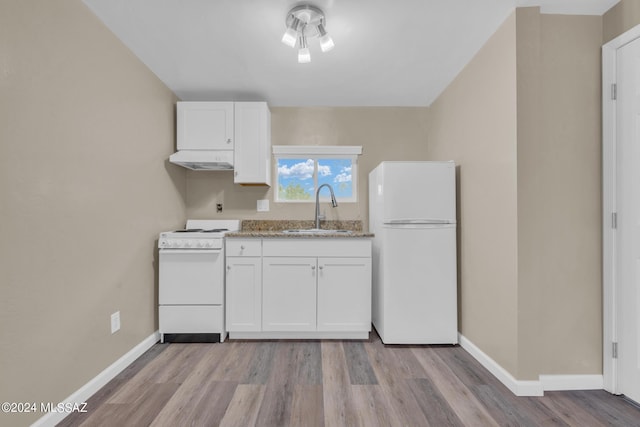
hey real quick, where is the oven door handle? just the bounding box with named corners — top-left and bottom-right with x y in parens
top-left (159, 249), bottom-right (223, 254)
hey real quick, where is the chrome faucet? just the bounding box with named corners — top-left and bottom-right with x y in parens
top-left (315, 183), bottom-right (338, 229)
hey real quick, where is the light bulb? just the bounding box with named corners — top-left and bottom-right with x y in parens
top-left (298, 47), bottom-right (311, 63)
top-left (297, 35), bottom-right (310, 63)
top-left (281, 16), bottom-right (302, 48)
top-left (319, 34), bottom-right (334, 52)
top-left (281, 28), bottom-right (297, 48)
top-left (317, 23), bottom-right (334, 52)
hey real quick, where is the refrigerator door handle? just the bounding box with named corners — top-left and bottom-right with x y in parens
top-left (384, 219), bottom-right (454, 225)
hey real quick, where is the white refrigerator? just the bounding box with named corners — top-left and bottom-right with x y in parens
top-left (369, 161), bottom-right (458, 344)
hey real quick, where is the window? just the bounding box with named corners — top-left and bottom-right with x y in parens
top-left (272, 146), bottom-right (362, 203)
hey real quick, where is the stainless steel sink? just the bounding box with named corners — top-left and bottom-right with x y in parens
top-left (281, 229), bottom-right (353, 235)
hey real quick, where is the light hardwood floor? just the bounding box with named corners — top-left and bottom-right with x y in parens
top-left (59, 331), bottom-right (640, 426)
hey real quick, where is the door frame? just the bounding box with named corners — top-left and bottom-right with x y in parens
top-left (602, 23), bottom-right (640, 394)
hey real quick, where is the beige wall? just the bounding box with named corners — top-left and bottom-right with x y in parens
top-left (604, 0), bottom-right (640, 43)
top-left (428, 8), bottom-right (603, 380)
top-left (0, 1), bottom-right (183, 425)
top-left (427, 12), bottom-right (520, 375)
top-left (516, 10), bottom-right (602, 379)
top-left (186, 107), bottom-right (429, 228)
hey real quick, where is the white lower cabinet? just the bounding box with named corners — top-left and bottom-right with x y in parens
top-left (262, 257), bottom-right (317, 331)
top-left (225, 239), bottom-right (262, 332)
top-left (226, 237), bottom-right (372, 339)
top-left (317, 257), bottom-right (372, 332)
top-left (226, 257), bottom-right (262, 332)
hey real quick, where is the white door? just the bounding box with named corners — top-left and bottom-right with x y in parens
top-left (226, 257), bottom-right (262, 332)
top-left (317, 257), bottom-right (371, 332)
top-left (177, 102), bottom-right (234, 150)
top-left (159, 250), bottom-right (222, 305)
top-left (380, 225), bottom-right (457, 344)
top-left (262, 257), bottom-right (317, 331)
top-left (376, 161), bottom-right (456, 222)
top-left (617, 37), bottom-right (640, 405)
top-left (233, 102), bottom-right (271, 185)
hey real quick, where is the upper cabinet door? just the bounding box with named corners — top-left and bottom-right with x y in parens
top-left (234, 102), bottom-right (271, 186)
top-left (177, 102), bottom-right (234, 150)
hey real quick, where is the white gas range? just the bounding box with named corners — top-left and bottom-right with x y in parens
top-left (158, 219), bottom-right (240, 343)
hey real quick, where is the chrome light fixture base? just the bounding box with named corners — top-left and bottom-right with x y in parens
top-left (285, 5), bottom-right (325, 39)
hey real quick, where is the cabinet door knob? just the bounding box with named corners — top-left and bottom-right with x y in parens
top-left (319, 265), bottom-right (323, 270)
top-left (240, 245), bottom-right (245, 250)
top-left (227, 138), bottom-right (231, 143)
top-left (227, 265), bottom-right (231, 270)
top-left (311, 266), bottom-right (316, 270)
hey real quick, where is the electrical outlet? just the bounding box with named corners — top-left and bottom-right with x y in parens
top-left (111, 311), bottom-right (120, 334)
top-left (257, 199), bottom-right (269, 212)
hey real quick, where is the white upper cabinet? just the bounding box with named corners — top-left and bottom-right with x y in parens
top-left (174, 101), bottom-right (271, 185)
top-left (177, 102), bottom-right (234, 150)
top-left (234, 102), bottom-right (271, 186)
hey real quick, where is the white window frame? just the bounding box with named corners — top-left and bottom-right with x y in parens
top-left (272, 145), bottom-right (362, 203)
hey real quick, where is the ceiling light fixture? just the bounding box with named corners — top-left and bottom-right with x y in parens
top-left (281, 4), bottom-right (334, 63)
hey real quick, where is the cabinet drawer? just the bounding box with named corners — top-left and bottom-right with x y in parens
top-left (226, 239), bottom-right (261, 257)
top-left (263, 238), bottom-right (371, 257)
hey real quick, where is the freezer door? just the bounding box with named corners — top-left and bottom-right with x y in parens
top-left (372, 161), bottom-right (456, 223)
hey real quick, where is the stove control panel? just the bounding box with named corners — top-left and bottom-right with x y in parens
top-left (158, 236), bottom-right (224, 250)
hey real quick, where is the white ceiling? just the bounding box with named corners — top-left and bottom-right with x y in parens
top-left (83, 0), bottom-right (619, 107)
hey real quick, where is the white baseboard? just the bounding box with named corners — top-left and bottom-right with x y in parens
top-left (31, 331), bottom-right (160, 427)
top-left (540, 374), bottom-right (604, 391)
top-left (458, 333), bottom-right (604, 397)
top-left (458, 333), bottom-right (544, 396)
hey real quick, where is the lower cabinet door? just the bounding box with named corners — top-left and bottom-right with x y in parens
top-left (226, 257), bottom-right (262, 332)
top-left (262, 257), bottom-right (317, 331)
top-left (317, 257), bottom-right (372, 332)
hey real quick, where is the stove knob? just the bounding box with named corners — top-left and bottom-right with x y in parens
top-left (175, 240), bottom-right (183, 248)
top-left (185, 241), bottom-right (192, 248)
top-left (206, 241), bottom-right (214, 248)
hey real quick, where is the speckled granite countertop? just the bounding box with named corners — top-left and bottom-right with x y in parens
top-left (226, 220), bottom-right (374, 238)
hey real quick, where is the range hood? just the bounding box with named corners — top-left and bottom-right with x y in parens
top-left (169, 150), bottom-right (234, 171)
